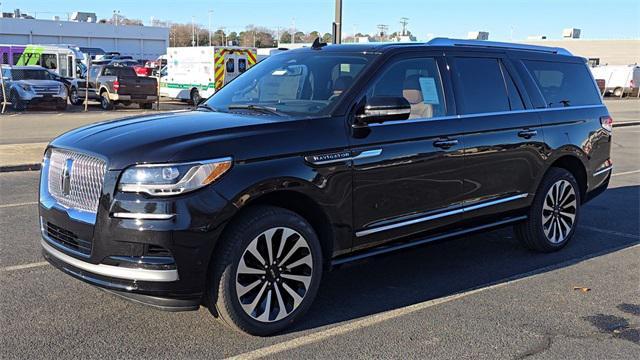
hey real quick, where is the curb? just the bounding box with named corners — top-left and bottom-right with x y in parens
top-left (0, 163), bottom-right (41, 173)
top-left (613, 121), bottom-right (640, 128)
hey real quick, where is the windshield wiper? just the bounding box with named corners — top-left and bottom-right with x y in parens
top-left (227, 104), bottom-right (283, 116)
top-left (196, 103), bottom-right (218, 112)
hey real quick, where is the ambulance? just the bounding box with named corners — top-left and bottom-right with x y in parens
top-left (160, 46), bottom-right (257, 104)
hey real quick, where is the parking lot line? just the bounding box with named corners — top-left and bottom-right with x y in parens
top-left (227, 243), bottom-right (640, 360)
top-left (0, 201), bottom-right (38, 209)
top-left (0, 261), bottom-right (48, 272)
top-left (612, 169), bottom-right (640, 177)
top-left (579, 226), bottom-right (640, 240)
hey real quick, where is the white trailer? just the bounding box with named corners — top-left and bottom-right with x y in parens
top-left (590, 65), bottom-right (640, 97)
top-left (160, 46), bottom-right (257, 103)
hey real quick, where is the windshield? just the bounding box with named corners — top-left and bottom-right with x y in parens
top-left (204, 51), bottom-right (376, 117)
top-left (10, 69), bottom-right (54, 80)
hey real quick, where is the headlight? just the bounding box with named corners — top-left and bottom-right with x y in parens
top-left (19, 83), bottom-right (33, 92)
top-left (118, 157), bottom-right (232, 196)
top-left (59, 85), bottom-right (67, 96)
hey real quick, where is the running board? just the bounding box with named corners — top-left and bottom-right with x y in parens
top-left (331, 215), bottom-right (528, 266)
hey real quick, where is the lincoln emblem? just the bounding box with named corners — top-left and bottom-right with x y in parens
top-left (61, 158), bottom-right (73, 196)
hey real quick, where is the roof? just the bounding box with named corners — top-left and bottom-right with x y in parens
top-left (291, 37), bottom-right (572, 56)
top-left (1, 65), bottom-right (46, 70)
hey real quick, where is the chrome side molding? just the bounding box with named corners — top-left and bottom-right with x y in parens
top-left (356, 193), bottom-right (528, 237)
top-left (305, 149), bottom-right (383, 165)
top-left (593, 165), bottom-right (613, 177)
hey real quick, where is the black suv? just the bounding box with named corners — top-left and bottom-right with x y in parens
top-left (39, 38), bottom-right (612, 335)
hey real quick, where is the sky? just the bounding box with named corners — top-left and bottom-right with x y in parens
top-left (2, 0), bottom-right (639, 41)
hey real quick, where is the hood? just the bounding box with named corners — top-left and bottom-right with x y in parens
top-left (18, 79), bottom-right (61, 86)
top-left (50, 110), bottom-right (299, 170)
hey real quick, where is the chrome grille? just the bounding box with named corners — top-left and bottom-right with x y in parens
top-left (48, 149), bottom-right (106, 213)
top-left (32, 85), bottom-right (60, 95)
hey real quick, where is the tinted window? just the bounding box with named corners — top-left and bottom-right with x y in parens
top-left (500, 62), bottom-right (525, 110)
top-left (524, 60), bottom-right (601, 107)
top-left (452, 57), bottom-right (510, 114)
top-left (366, 58), bottom-right (446, 119)
top-left (103, 67), bottom-right (136, 77)
top-left (238, 58), bottom-right (247, 73)
top-left (226, 58), bottom-right (235, 73)
top-left (89, 66), bottom-right (100, 79)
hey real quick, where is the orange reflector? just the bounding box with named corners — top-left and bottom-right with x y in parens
top-left (202, 161), bottom-right (232, 185)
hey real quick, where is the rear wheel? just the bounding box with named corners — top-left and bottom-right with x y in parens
top-left (515, 167), bottom-right (581, 252)
top-left (139, 102), bottom-right (153, 109)
top-left (207, 206), bottom-right (323, 336)
top-left (190, 88), bottom-right (201, 105)
top-left (613, 87), bottom-right (624, 97)
top-left (100, 91), bottom-right (114, 110)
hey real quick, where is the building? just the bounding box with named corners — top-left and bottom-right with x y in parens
top-left (521, 39), bottom-right (640, 66)
top-left (0, 17), bottom-right (169, 59)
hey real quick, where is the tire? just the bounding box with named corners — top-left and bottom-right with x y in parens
top-left (207, 206), bottom-right (323, 336)
top-left (100, 91), bottom-right (114, 110)
top-left (190, 88), bottom-right (201, 105)
top-left (515, 167), bottom-right (581, 252)
top-left (10, 92), bottom-right (26, 112)
top-left (139, 102), bottom-right (153, 109)
top-left (613, 87), bottom-right (624, 97)
top-left (69, 87), bottom-right (83, 106)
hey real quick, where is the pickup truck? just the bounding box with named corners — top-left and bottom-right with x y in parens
top-left (69, 65), bottom-right (157, 110)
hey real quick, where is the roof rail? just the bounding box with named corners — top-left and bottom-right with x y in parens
top-left (427, 37), bottom-right (573, 56)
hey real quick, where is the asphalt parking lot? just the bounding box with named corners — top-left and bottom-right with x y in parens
top-left (1, 106), bottom-right (639, 359)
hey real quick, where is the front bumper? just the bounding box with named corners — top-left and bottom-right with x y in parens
top-left (39, 163), bottom-right (235, 311)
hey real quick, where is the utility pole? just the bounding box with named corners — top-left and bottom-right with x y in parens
top-left (208, 10), bottom-right (213, 46)
top-left (400, 17), bottom-right (409, 36)
top-left (333, 0), bottom-right (342, 44)
top-left (191, 16), bottom-right (195, 46)
top-left (376, 24), bottom-right (388, 40)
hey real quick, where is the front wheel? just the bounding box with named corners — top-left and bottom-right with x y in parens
top-left (207, 206), bottom-right (323, 336)
top-left (69, 87), bottom-right (83, 106)
top-left (10, 92), bottom-right (26, 111)
top-left (515, 167), bottom-right (581, 252)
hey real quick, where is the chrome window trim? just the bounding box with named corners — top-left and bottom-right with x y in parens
top-left (367, 104), bottom-right (605, 127)
top-left (41, 239), bottom-right (179, 282)
top-left (356, 193), bottom-right (528, 237)
top-left (593, 165), bottom-right (613, 177)
top-left (112, 212), bottom-right (175, 220)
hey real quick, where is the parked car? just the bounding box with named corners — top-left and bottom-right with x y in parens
top-left (590, 64), bottom-right (640, 97)
top-left (39, 39), bottom-right (612, 336)
top-left (68, 64), bottom-right (157, 110)
top-left (1, 65), bottom-right (68, 111)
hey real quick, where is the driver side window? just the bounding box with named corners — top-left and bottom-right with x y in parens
top-left (366, 57), bottom-right (446, 119)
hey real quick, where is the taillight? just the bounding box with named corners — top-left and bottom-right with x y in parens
top-left (600, 115), bottom-right (613, 132)
top-left (113, 80), bottom-right (120, 93)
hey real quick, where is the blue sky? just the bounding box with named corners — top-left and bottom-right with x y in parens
top-left (3, 0), bottom-right (639, 40)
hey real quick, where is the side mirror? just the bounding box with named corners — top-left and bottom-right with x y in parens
top-left (356, 96), bottom-right (411, 124)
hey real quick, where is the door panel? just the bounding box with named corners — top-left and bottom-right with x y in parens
top-left (446, 52), bottom-right (545, 218)
top-left (350, 54), bottom-right (465, 250)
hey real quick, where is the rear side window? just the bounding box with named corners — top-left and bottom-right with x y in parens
top-left (103, 67), bottom-right (136, 77)
top-left (524, 60), bottom-right (601, 107)
top-left (452, 57), bottom-right (511, 114)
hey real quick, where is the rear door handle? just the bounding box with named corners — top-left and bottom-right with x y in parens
top-left (518, 130), bottom-right (538, 139)
top-left (433, 138), bottom-right (459, 149)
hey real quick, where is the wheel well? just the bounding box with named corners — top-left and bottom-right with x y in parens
top-left (549, 156), bottom-right (588, 201)
top-left (241, 191), bottom-right (334, 263)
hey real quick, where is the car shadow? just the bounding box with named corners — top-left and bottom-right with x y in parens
top-left (289, 185), bottom-right (639, 333)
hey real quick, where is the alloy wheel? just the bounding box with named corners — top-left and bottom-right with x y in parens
top-left (235, 227), bottom-right (313, 323)
top-left (542, 179), bottom-right (577, 243)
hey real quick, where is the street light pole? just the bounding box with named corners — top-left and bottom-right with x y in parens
top-left (333, 0), bottom-right (342, 44)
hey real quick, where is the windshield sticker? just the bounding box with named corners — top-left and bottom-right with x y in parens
top-left (419, 77), bottom-right (440, 105)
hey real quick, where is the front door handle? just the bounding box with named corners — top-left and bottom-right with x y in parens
top-left (433, 138), bottom-right (459, 149)
top-left (518, 129), bottom-right (538, 139)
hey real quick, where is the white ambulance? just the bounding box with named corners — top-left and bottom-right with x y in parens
top-left (160, 46), bottom-right (257, 104)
